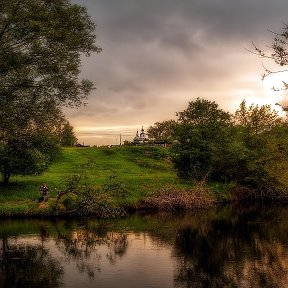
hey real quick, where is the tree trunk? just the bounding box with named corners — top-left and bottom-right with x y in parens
top-left (2, 172), bottom-right (10, 185)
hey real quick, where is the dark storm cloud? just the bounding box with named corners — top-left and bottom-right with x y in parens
top-left (69, 0), bottom-right (288, 145)
top-left (85, 0), bottom-right (288, 42)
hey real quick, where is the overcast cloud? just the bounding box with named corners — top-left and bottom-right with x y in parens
top-left (68, 0), bottom-right (288, 145)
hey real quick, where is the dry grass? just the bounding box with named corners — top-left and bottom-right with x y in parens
top-left (140, 183), bottom-right (217, 211)
top-left (231, 185), bottom-right (288, 202)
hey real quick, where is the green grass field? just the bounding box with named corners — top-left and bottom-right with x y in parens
top-left (0, 146), bottom-right (200, 216)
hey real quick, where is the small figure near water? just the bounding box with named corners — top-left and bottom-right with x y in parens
top-left (39, 183), bottom-right (49, 202)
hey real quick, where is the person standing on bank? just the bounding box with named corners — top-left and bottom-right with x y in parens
top-left (39, 183), bottom-right (49, 202)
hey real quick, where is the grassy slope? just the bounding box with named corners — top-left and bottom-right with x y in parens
top-left (0, 146), bottom-right (194, 216)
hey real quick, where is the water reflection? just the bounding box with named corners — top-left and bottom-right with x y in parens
top-left (0, 237), bottom-right (63, 288)
top-left (54, 223), bottom-right (129, 279)
top-left (173, 205), bottom-right (288, 288)
top-left (0, 205), bottom-right (288, 288)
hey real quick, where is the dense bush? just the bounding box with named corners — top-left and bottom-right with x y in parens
top-left (172, 98), bottom-right (233, 181)
top-left (0, 133), bottom-right (61, 184)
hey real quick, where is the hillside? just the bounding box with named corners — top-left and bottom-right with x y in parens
top-left (0, 146), bottom-right (201, 216)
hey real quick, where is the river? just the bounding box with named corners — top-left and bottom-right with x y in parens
top-left (1, 204), bottom-right (288, 288)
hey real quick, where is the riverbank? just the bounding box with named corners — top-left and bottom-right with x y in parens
top-left (0, 146), bottom-right (232, 217)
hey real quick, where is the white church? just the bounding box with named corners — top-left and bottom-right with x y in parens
top-left (133, 126), bottom-right (148, 143)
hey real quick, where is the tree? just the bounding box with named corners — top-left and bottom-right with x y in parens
top-left (0, 0), bottom-right (100, 183)
top-left (176, 98), bottom-right (231, 126)
top-left (235, 100), bottom-right (282, 135)
top-left (252, 24), bottom-right (288, 90)
top-left (233, 100), bottom-right (288, 189)
top-left (0, 98), bottom-right (77, 183)
top-left (0, 133), bottom-right (61, 184)
top-left (58, 120), bottom-right (77, 147)
top-left (172, 98), bottom-right (233, 181)
top-left (0, 0), bottom-right (101, 107)
top-left (0, 0), bottom-right (101, 135)
top-left (171, 98), bottom-right (288, 196)
top-left (147, 120), bottom-right (176, 144)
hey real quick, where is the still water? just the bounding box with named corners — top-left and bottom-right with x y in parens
top-left (1, 204), bottom-right (288, 288)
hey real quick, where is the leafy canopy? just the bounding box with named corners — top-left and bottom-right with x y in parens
top-left (235, 100), bottom-right (282, 134)
top-left (172, 98), bottom-right (233, 180)
top-left (0, 0), bottom-right (101, 108)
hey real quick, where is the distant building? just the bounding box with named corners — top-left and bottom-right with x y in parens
top-left (133, 126), bottom-right (148, 143)
top-left (75, 142), bottom-right (90, 147)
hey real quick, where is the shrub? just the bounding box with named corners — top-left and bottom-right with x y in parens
top-left (54, 174), bottom-right (127, 217)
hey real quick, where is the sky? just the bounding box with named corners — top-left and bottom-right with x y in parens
top-left (67, 0), bottom-right (288, 146)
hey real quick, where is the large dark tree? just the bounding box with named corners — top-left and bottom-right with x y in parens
top-left (0, 0), bottom-right (101, 108)
top-left (0, 0), bottom-right (101, 183)
top-left (172, 98), bottom-right (233, 181)
top-left (176, 98), bottom-right (231, 126)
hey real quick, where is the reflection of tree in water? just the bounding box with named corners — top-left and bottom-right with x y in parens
top-left (106, 233), bottom-right (128, 264)
top-left (172, 206), bottom-right (288, 288)
top-left (0, 220), bottom-right (129, 286)
top-left (0, 237), bottom-right (63, 288)
top-left (54, 222), bottom-right (128, 278)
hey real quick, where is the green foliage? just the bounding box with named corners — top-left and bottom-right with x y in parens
top-left (172, 98), bottom-right (288, 194)
top-left (172, 98), bottom-right (233, 181)
top-left (0, 0), bottom-right (101, 109)
top-left (147, 120), bottom-right (177, 143)
top-left (232, 102), bottom-right (288, 189)
top-left (55, 173), bottom-right (127, 218)
top-left (30, 132), bottom-right (62, 162)
top-left (234, 100), bottom-right (282, 135)
top-left (0, 134), bottom-right (61, 184)
top-left (176, 98), bottom-right (231, 126)
top-left (58, 121), bottom-right (77, 147)
top-left (0, 0), bottom-right (98, 183)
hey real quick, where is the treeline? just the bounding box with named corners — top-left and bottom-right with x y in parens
top-left (148, 98), bottom-right (288, 197)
